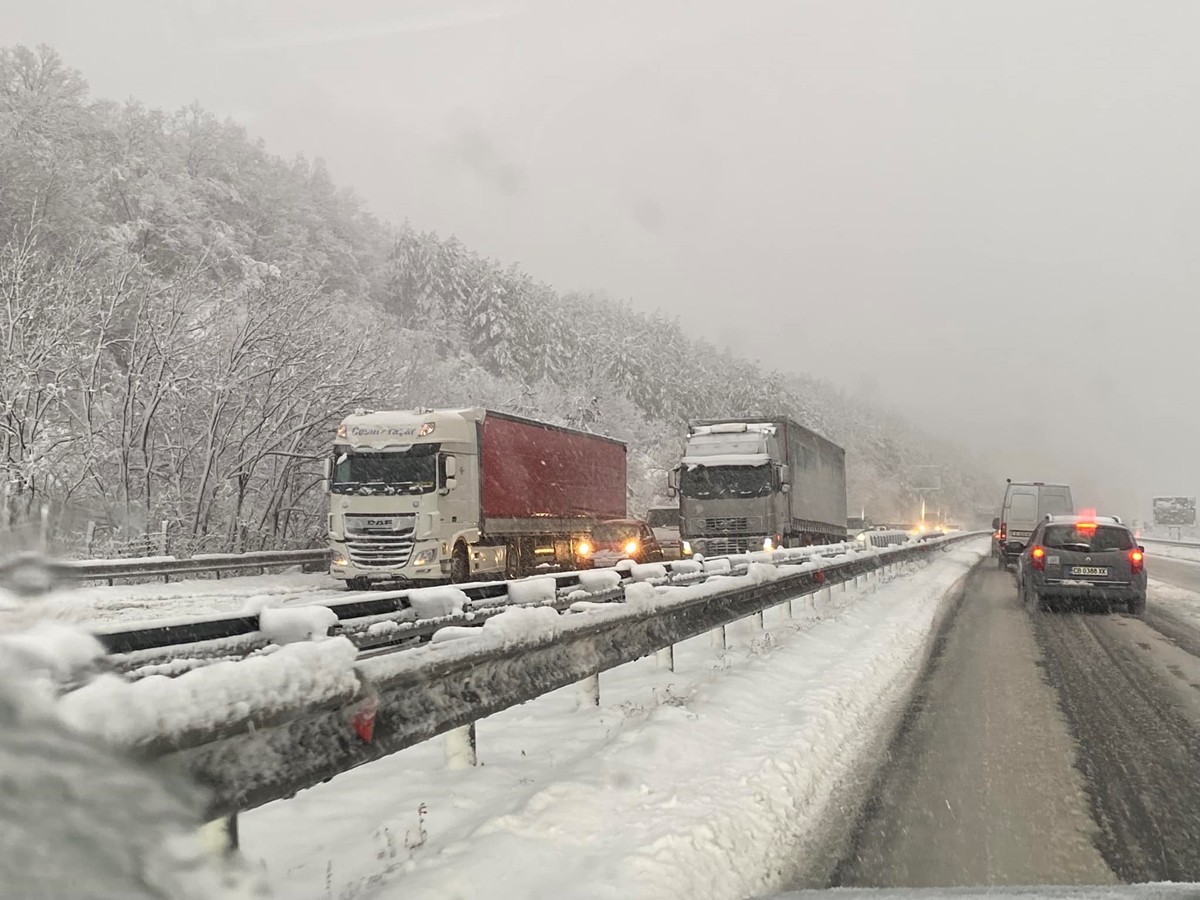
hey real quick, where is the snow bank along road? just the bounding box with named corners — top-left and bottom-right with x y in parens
top-left (801, 555), bottom-right (1200, 891)
top-left (237, 540), bottom-right (987, 900)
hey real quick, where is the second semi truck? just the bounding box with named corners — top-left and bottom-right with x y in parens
top-left (668, 417), bottom-right (847, 554)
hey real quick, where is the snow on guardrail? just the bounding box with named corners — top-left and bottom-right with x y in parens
top-left (90, 538), bottom-right (905, 676)
top-left (0, 532), bottom-right (981, 822)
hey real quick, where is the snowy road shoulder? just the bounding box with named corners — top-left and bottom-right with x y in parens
top-left (241, 539), bottom-right (988, 900)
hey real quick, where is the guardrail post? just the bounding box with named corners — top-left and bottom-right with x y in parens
top-left (445, 722), bottom-right (477, 769)
top-left (576, 674), bottom-right (600, 708)
top-left (710, 625), bottom-right (726, 649)
top-left (754, 610), bottom-right (764, 629)
top-left (656, 645), bottom-right (675, 671)
top-left (200, 813), bottom-right (238, 857)
top-left (782, 598), bottom-right (793, 618)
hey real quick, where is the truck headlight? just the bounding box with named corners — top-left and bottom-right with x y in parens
top-left (681, 541), bottom-right (692, 555)
top-left (763, 537), bottom-right (774, 551)
top-left (412, 547), bottom-right (439, 567)
top-left (334, 557), bottom-right (348, 567)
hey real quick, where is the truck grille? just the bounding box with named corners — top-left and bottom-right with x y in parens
top-left (701, 516), bottom-right (761, 534)
top-left (344, 515), bottom-right (416, 569)
top-left (704, 537), bottom-right (757, 555)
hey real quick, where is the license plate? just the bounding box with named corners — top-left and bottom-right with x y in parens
top-left (1070, 566), bottom-right (1108, 577)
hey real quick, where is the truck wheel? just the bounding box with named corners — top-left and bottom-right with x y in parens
top-left (1128, 595), bottom-right (1146, 618)
top-left (450, 545), bottom-right (470, 584)
top-left (504, 542), bottom-right (522, 580)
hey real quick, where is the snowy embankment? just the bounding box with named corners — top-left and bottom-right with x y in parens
top-left (241, 539), bottom-right (988, 900)
top-left (1149, 578), bottom-right (1200, 631)
top-left (1142, 538), bottom-right (1200, 565)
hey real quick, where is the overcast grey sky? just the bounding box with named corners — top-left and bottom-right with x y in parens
top-left (4, 0), bottom-right (1196, 518)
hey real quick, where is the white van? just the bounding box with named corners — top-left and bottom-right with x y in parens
top-left (995, 480), bottom-right (1074, 569)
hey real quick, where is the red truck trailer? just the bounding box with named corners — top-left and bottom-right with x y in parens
top-left (329, 407), bottom-right (627, 586)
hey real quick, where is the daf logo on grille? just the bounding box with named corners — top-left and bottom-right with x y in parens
top-left (1085, 556), bottom-right (1092, 563)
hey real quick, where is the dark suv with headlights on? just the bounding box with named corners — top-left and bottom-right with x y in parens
top-left (1017, 515), bottom-right (1146, 616)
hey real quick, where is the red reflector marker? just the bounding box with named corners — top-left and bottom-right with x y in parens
top-left (348, 694), bottom-right (378, 743)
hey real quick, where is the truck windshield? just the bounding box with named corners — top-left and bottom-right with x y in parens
top-left (680, 465), bottom-right (772, 499)
top-left (331, 445), bottom-right (438, 495)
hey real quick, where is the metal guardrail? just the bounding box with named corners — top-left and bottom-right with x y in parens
top-left (93, 567), bottom-right (587, 656)
top-left (57, 548), bottom-right (331, 585)
top-left (1140, 536), bottom-right (1200, 550)
top-left (131, 533), bottom-right (980, 818)
top-left (91, 544), bottom-right (869, 658)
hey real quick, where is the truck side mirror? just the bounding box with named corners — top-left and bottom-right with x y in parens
top-left (322, 457), bottom-right (332, 491)
top-left (781, 483), bottom-right (790, 494)
top-left (445, 455), bottom-right (457, 478)
top-left (779, 465), bottom-right (791, 486)
top-left (667, 468), bottom-right (679, 498)
top-left (443, 477), bottom-right (457, 492)
top-left (992, 517), bottom-right (1000, 530)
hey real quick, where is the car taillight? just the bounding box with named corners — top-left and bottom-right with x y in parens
top-left (1130, 549), bottom-right (1144, 574)
top-left (1031, 546), bottom-right (1046, 571)
top-left (993, 531), bottom-right (1002, 540)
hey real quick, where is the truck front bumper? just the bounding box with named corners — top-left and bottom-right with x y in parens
top-left (330, 539), bottom-right (444, 584)
top-left (689, 535), bottom-right (773, 556)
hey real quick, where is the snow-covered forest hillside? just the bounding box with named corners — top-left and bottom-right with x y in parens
top-left (0, 46), bottom-right (995, 555)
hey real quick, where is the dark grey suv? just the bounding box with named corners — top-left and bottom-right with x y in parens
top-left (1017, 515), bottom-right (1146, 616)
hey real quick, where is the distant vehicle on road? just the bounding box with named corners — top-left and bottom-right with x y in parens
top-left (645, 505), bottom-right (690, 560)
top-left (577, 519), bottom-right (665, 569)
top-left (996, 480), bottom-right (1074, 570)
top-left (1016, 515), bottom-right (1146, 616)
top-left (855, 527), bottom-right (911, 549)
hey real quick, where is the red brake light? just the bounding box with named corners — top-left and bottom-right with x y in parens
top-left (1130, 549), bottom-right (1144, 574)
top-left (1031, 546), bottom-right (1046, 570)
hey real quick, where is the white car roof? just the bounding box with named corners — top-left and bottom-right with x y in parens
top-left (1044, 514), bottom-right (1125, 526)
